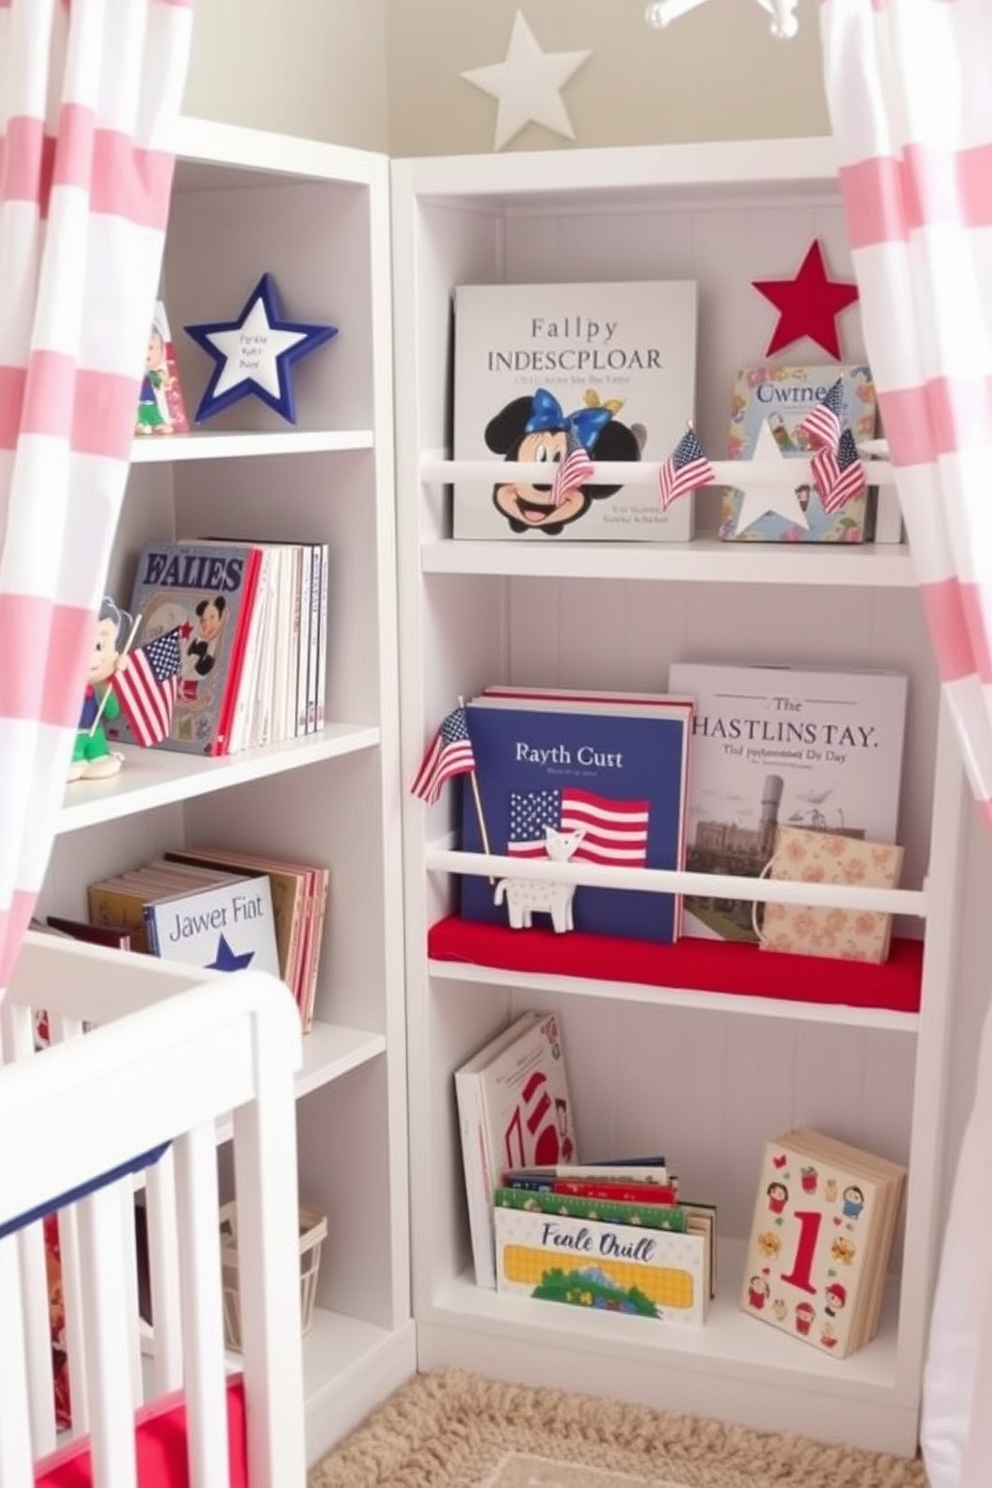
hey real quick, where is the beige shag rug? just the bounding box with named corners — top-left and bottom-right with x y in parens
top-left (307, 1368), bottom-right (930, 1488)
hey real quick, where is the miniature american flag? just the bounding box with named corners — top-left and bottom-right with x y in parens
top-left (797, 377), bottom-right (845, 451)
top-left (657, 427), bottom-right (714, 511)
top-left (811, 427), bottom-right (866, 514)
top-left (113, 626), bottom-right (182, 747)
top-left (551, 430), bottom-right (595, 508)
top-left (411, 706), bottom-right (476, 804)
top-left (508, 787), bottom-right (650, 867)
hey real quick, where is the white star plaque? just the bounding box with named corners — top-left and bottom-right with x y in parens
top-left (460, 11), bottom-right (591, 151)
top-left (732, 419), bottom-right (812, 534)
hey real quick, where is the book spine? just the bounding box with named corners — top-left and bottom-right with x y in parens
top-left (295, 544), bottom-right (312, 737)
top-left (494, 1187), bottom-right (688, 1232)
top-left (315, 541), bottom-right (329, 732)
top-left (455, 1070), bottom-right (499, 1289)
top-left (143, 905), bottom-right (160, 957)
top-left (212, 546), bottom-right (263, 756)
top-left (306, 543), bottom-right (321, 733)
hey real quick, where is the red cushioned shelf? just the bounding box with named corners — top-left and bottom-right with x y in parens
top-left (427, 916), bottom-right (924, 1017)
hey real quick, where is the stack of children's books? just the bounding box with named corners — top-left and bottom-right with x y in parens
top-left (455, 1011), bottom-right (715, 1325)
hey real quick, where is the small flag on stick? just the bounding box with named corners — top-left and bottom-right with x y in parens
top-left (811, 427), bottom-right (866, 514)
top-left (411, 706), bottom-right (476, 804)
top-left (551, 430), bottom-right (595, 508)
top-left (797, 377), bottom-right (845, 451)
top-left (112, 626), bottom-right (182, 746)
top-left (657, 426), bottom-right (715, 511)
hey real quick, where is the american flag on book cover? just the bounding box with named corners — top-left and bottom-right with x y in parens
top-left (113, 626), bottom-right (182, 746)
top-left (508, 787), bottom-right (650, 867)
top-left (411, 706), bottom-right (476, 804)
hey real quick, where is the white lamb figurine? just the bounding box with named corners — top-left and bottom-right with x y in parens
top-left (493, 826), bottom-right (585, 933)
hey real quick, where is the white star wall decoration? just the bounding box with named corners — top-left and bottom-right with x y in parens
top-left (461, 11), bottom-right (591, 151)
top-left (732, 419), bottom-right (812, 535)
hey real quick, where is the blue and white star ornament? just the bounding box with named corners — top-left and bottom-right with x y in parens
top-left (461, 11), bottom-right (591, 151)
top-left (731, 418), bottom-right (811, 535)
top-left (185, 273), bottom-right (338, 424)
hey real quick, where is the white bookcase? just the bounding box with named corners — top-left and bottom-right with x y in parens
top-left (391, 138), bottom-right (972, 1455)
top-left (35, 119), bottom-right (414, 1462)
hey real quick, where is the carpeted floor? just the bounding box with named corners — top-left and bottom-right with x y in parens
top-left (307, 1368), bottom-right (930, 1488)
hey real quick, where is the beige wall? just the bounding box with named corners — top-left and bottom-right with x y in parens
top-left (182, 0), bottom-right (389, 151)
top-left (387, 1), bottom-right (829, 156)
top-left (181, 1), bottom-right (828, 155)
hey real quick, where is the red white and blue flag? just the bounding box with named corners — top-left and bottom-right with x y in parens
top-left (508, 787), bottom-right (650, 867)
top-left (810, 427), bottom-right (867, 514)
top-left (657, 427), bottom-right (714, 511)
top-left (113, 626), bottom-right (182, 747)
top-left (411, 706), bottom-right (476, 804)
top-left (797, 377), bottom-right (845, 453)
top-left (551, 430), bottom-right (595, 508)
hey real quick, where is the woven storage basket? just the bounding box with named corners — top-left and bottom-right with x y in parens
top-left (219, 1200), bottom-right (328, 1351)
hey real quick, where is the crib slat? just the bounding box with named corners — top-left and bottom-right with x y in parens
top-left (0, 1233), bottom-right (39, 1488)
top-left (18, 1221), bottom-right (57, 1459)
top-left (77, 1183), bottom-right (139, 1488)
top-left (145, 1148), bottom-right (184, 1394)
top-left (174, 1123), bottom-right (230, 1488)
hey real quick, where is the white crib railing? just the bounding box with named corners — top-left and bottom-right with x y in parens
top-left (1, 932), bottom-right (307, 1488)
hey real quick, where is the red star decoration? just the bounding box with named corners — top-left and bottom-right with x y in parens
top-left (752, 240), bottom-right (859, 360)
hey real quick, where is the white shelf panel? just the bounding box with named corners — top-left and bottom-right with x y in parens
top-left (297, 1021), bottom-right (387, 1099)
top-left (421, 539), bottom-right (916, 589)
top-left (57, 725), bottom-right (381, 834)
top-left (215, 1022), bottom-right (386, 1142)
top-left (430, 1240), bottom-right (902, 1401)
top-left (427, 959), bottom-right (920, 1033)
top-left (130, 429), bottom-right (374, 464)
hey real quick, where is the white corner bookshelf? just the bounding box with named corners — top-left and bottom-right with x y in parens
top-left (36, 118), bottom-right (414, 1462)
top-left (391, 137), bottom-right (972, 1455)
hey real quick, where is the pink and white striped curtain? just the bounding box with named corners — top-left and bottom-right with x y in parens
top-left (819, 1), bottom-right (992, 1482)
top-left (0, 0), bottom-right (192, 1000)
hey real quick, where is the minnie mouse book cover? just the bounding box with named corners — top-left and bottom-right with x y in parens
top-left (452, 280), bottom-right (698, 541)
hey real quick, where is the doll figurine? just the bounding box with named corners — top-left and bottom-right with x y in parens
top-left (67, 596), bottom-right (132, 782)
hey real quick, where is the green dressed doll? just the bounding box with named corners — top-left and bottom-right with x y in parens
top-left (68, 596), bottom-right (133, 782)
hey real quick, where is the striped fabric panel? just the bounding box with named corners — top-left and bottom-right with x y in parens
top-left (821, 0), bottom-right (992, 813)
top-left (0, 1), bottom-right (193, 1006)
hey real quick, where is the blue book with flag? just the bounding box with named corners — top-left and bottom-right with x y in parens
top-left (458, 690), bottom-right (693, 944)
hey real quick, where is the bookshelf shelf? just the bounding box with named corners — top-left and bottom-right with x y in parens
top-left (420, 539), bottom-right (916, 588)
top-left (56, 725), bottom-right (381, 834)
top-left (426, 917), bottom-right (924, 1028)
top-left (394, 137), bottom-right (969, 1457)
top-left (130, 428), bottom-right (375, 464)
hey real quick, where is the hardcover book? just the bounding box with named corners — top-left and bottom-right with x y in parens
top-left (136, 300), bottom-right (189, 437)
top-left (459, 692), bottom-right (693, 945)
top-left (452, 280), bottom-right (698, 541)
top-left (143, 873), bottom-right (281, 978)
top-left (109, 540), bottom-right (262, 756)
top-left (455, 1011), bottom-right (576, 1290)
top-left (667, 662), bottom-right (908, 944)
top-left (740, 1128), bottom-right (906, 1359)
top-left (494, 1204), bottom-right (710, 1326)
top-left (719, 364), bottom-right (878, 543)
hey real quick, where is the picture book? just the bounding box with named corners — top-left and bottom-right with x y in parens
top-left (719, 364), bottom-right (878, 543)
top-left (740, 1128), bottom-right (906, 1359)
top-left (108, 540), bottom-right (262, 756)
top-left (453, 280), bottom-right (698, 542)
top-left (757, 827), bottom-right (905, 964)
top-left (494, 1205), bottom-right (709, 1326)
top-left (165, 845), bottom-right (329, 1031)
top-left (455, 1011), bottom-right (575, 1290)
top-left (136, 300), bottom-right (189, 437)
top-left (459, 691), bottom-right (693, 945)
top-left (667, 662), bottom-right (908, 944)
top-left (494, 1187), bottom-right (689, 1232)
top-left (143, 873), bottom-right (281, 978)
top-left (87, 859), bottom-right (249, 954)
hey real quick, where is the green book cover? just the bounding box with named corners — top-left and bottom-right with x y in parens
top-left (494, 1186), bottom-right (688, 1232)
